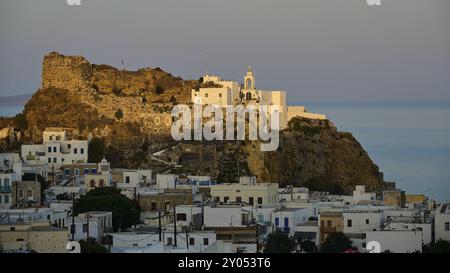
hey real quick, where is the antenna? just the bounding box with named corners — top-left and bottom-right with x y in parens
top-left (204, 52), bottom-right (209, 76)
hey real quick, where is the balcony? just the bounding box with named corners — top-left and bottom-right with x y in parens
top-left (276, 227), bottom-right (290, 234)
top-left (0, 186), bottom-right (12, 193)
top-left (320, 227), bottom-right (337, 233)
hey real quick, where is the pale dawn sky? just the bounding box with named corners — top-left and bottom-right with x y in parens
top-left (0, 0), bottom-right (449, 103)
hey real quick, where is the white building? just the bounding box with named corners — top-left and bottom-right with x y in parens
top-left (115, 169), bottom-right (152, 199)
top-left (365, 230), bottom-right (423, 253)
top-left (272, 207), bottom-right (309, 236)
top-left (73, 211), bottom-right (113, 242)
top-left (156, 174), bottom-right (177, 190)
top-left (111, 230), bottom-right (216, 253)
top-left (210, 178), bottom-right (279, 206)
top-left (342, 211), bottom-right (383, 233)
top-left (435, 203), bottom-right (450, 241)
top-left (192, 74), bottom-right (241, 108)
top-left (204, 205), bottom-right (253, 228)
top-left (0, 208), bottom-right (68, 228)
top-left (0, 154), bottom-right (22, 209)
top-left (21, 128), bottom-right (89, 169)
top-left (352, 185), bottom-right (376, 205)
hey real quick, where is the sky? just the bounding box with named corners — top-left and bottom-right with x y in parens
top-left (0, 0), bottom-right (449, 103)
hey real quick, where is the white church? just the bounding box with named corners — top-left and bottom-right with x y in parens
top-left (191, 66), bottom-right (326, 129)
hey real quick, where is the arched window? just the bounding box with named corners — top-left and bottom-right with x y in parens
top-left (90, 179), bottom-right (96, 188)
top-left (246, 78), bottom-right (252, 89)
top-left (27, 190), bottom-right (32, 197)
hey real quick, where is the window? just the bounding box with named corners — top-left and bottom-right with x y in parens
top-left (27, 190), bottom-right (32, 197)
top-left (151, 202), bottom-right (157, 210)
top-left (275, 217), bottom-right (279, 226)
top-left (177, 213), bottom-right (187, 221)
top-left (91, 169), bottom-right (97, 174)
top-left (258, 214), bottom-right (264, 223)
top-left (126, 176), bottom-right (130, 184)
top-left (80, 148), bottom-right (84, 154)
top-left (189, 238), bottom-right (195, 245)
top-left (167, 238), bottom-right (173, 246)
top-left (224, 196), bottom-right (229, 203)
top-left (68, 144), bottom-right (71, 149)
top-left (205, 93), bottom-right (208, 97)
top-left (84, 169), bottom-right (89, 174)
top-left (64, 169), bottom-right (70, 176)
top-left (445, 222), bottom-right (450, 232)
top-left (48, 158), bottom-right (51, 163)
top-left (90, 180), bottom-right (95, 188)
top-left (257, 197), bottom-right (263, 204)
top-left (284, 217), bottom-right (289, 228)
top-left (366, 219), bottom-right (370, 225)
top-left (347, 219), bottom-right (352, 227)
top-left (4, 195), bottom-right (9, 203)
top-left (82, 223), bottom-right (88, 233)
top-left (19, 190), bottom-right (23, 198)
top-left (49, 136), bottom-right (53, 141)
top-left (249, 197), bottom-right (254, 205)
top-left (75, 169), bottom-right (80, 176)
top-left (203, 238), bottom-right (209, 245)
top-left (99, 179), bottom-right (105, 187)
top-left (219, 93), bottom-right (222, 97)
top-left (327, 220), bottom-right (332, 227)
top-left (53, 147), bottom-right (57, 153)
top-left (53, 158), bottom-right (57, 163)
top-left (74, 148), bottom-right (78, 154)
top-left (132, 243), bottom-right (138, 247)
top-left (236, 197), bottom-right (242, 203)
top-left (48, 147), bottom-right (52, 153)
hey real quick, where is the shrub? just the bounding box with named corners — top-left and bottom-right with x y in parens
top-left (115, 109), bottom-right (123, 120)
top-left (155, 85), bottom-right (165, 95)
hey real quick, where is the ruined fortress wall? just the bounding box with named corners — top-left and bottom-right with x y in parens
top-left (42, 52), bottom-right (93, 91)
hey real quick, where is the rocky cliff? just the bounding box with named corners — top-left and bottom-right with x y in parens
top-left (0, 52), bottom-right (386, 193)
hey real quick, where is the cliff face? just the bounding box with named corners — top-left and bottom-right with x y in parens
top-left (1, 52), bottom-right (385, 193)
top-left (242, 118), bottom-right (383, 193)
top-left (160, 118), bottom-right (384, 194)
top-left (22, 52), bottom-right (195, 143)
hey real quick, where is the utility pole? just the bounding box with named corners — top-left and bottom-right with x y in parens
top-left (185, 229), bottom-right (189, 250)
top-left (158, 210), bottom-right (162, 242)
top-left (255, 222), bottom-right (259, 253)
top-left (86, 211), bottom-right (89, 253)
top-left (71, 193), bottom-right (75, 241)
top-left (173, 205), bottom-right (177, 247)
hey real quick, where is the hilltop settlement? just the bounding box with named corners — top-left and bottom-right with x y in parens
top-left (0, 53), bottom-right (449, 253)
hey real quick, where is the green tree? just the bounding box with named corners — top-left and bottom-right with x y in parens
top-left (422, 240), bottom-right (450, 253)
top-left (303, 177), bottom-right (345, 195)
top-left (88, 138), bottom-right (106, 163)
top-left (155, 84), bottom-right (165, 95)
top-left (115, 109), bottom-right (123, 120)
top-left (320, 232), bottom-right (353, 253)
top-left (79, 238), bottom-right (109, 253)
top-left (216, 149), bottom-right (239, 183)
top-left (14, 113), bottom-right (28, 131)
top-left (301, 240), bottom-right (317, 253)
top-left (264, 231), bottom-right (295, 253)
top-left (74, 187), bottom-right (140, 232)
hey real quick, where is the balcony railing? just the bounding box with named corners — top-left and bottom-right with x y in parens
top-left (320, 227), bottom-right (337, 233)
top-left (0, 186), bottom-right (12, 193)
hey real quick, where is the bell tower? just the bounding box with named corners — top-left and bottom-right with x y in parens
top-left (244, 65), bottom-right (255, 90)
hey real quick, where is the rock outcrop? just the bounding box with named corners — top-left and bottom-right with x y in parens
top-left (1, 52), bottom-right (386, 193)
